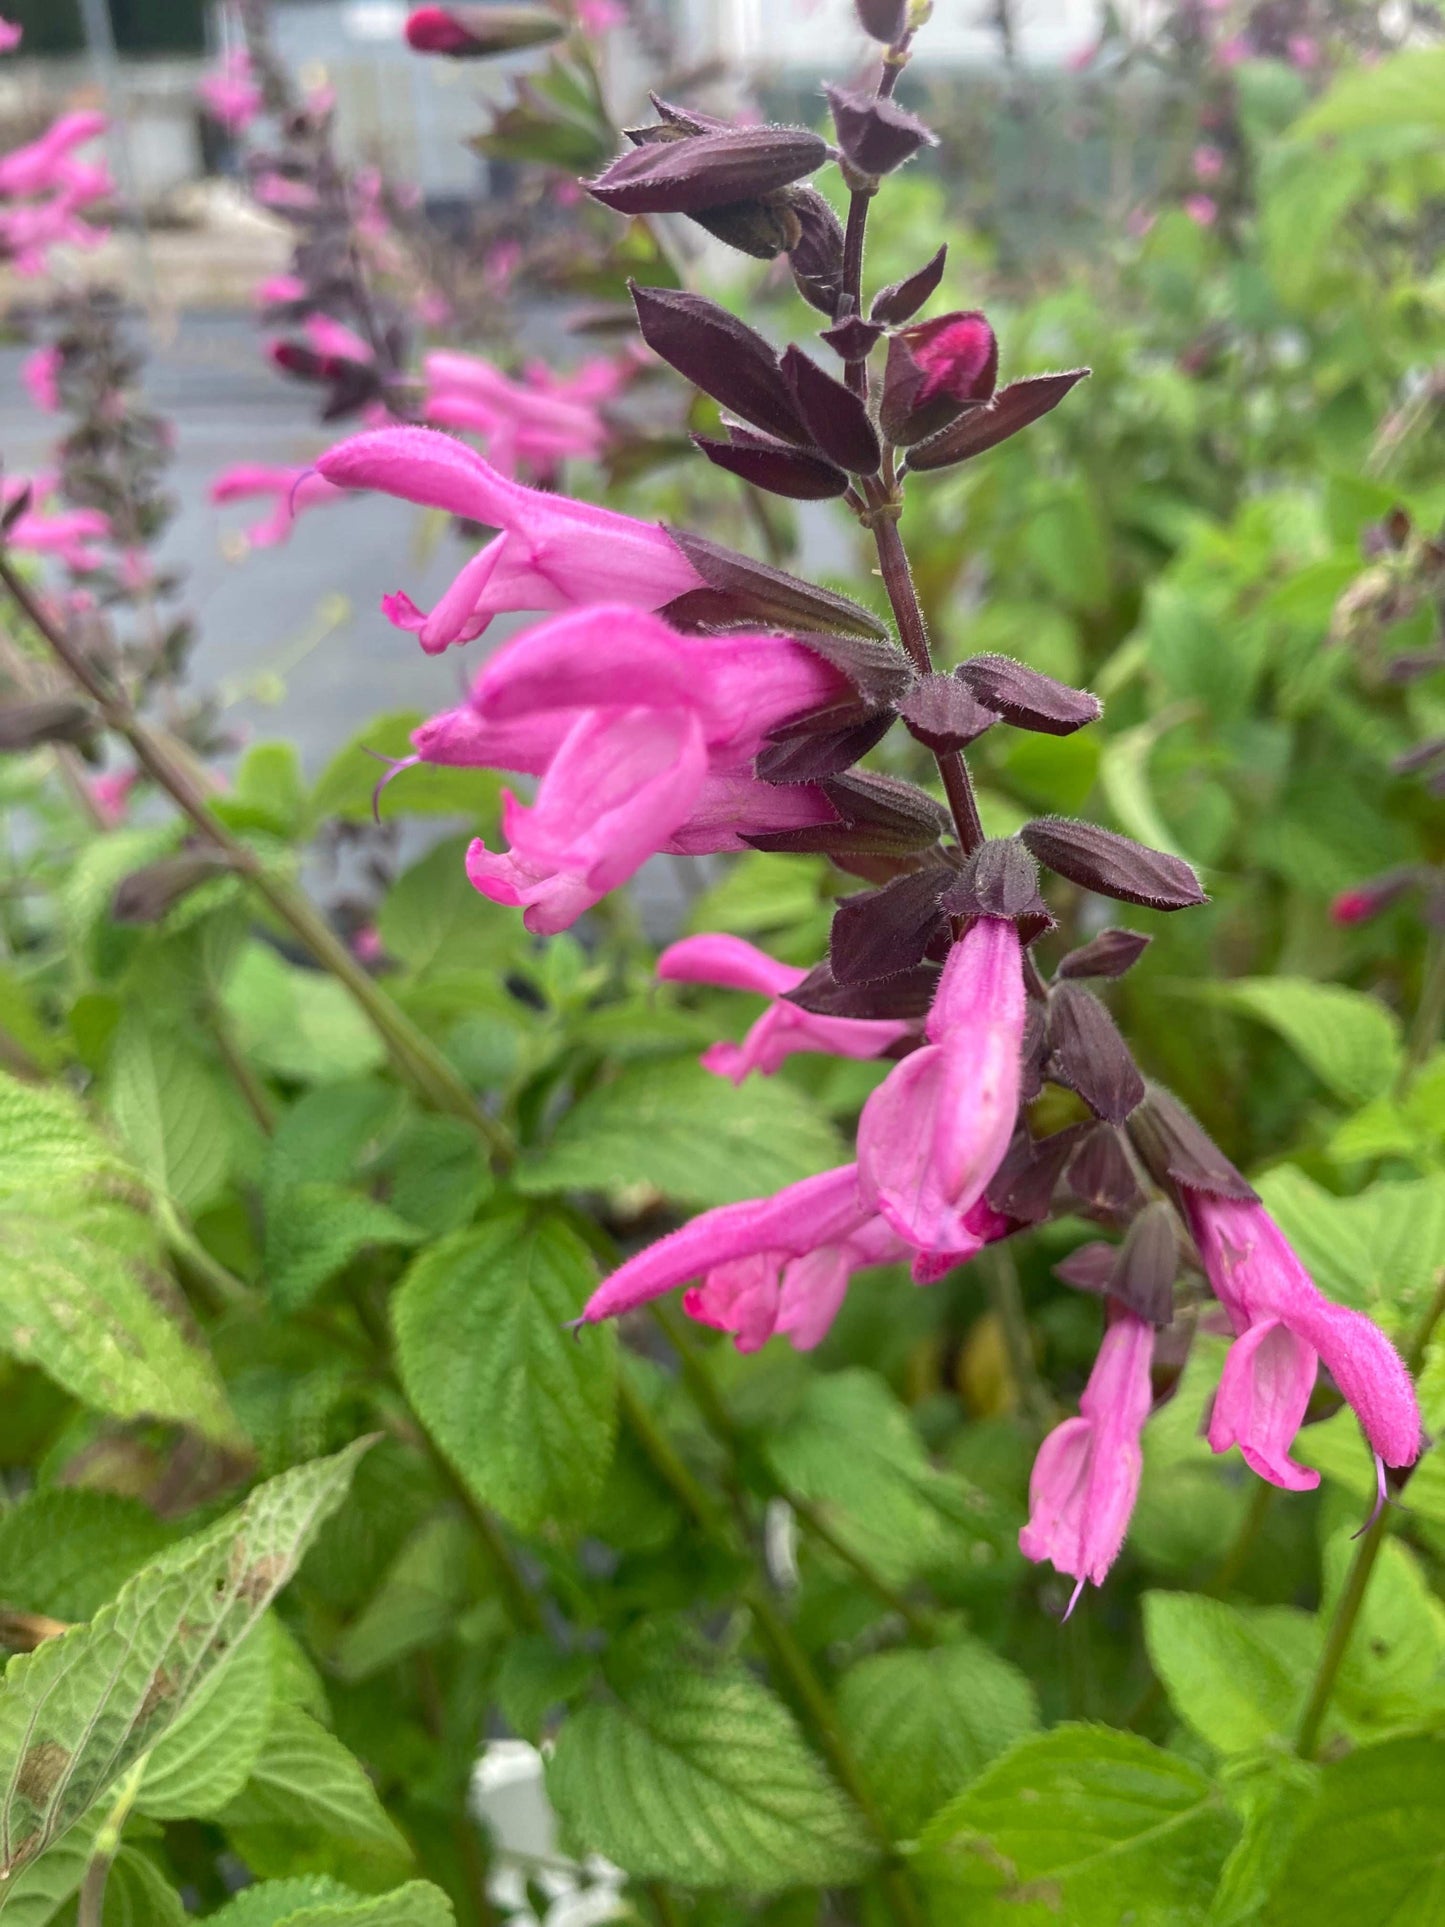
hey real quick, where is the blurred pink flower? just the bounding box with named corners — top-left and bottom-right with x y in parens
top-left (1126, 207), bottom-right (1156, 239)
top-left (1, 475), bottom-right (110, 572)
top-left (254, 271), bottom-right (307, 308)
top-left (1184, 194), bottom-right (1218, 227)
top-left (21, 344), bottom-right (61, 413)
top-left (199, 49), bottom-right (263, 134)
top-left (577, 0), bottom-right (626, 32)
top-left (209, 462), bottom-right (346, 549)
top-left (1216, 34), bottom-right (1250, 67)
top-left (423, 347), bottom-right (612, 476)
top-left (352, 924), bottom-right (385, 965)
top-left (88, 769), bottom-right (137, 827)
top-left (483, 238), bottom-right (522, 295)
top-left (1287, 34), bottom-right (1320, 70)
top-left (0, 111), bottom-right (108, 197)
top-left (253, 171), bottom-right (319, 212)
top-left (1192, 144), bottom-right (1224, 182)
top-left (0, 16), bottom-right (21, 52)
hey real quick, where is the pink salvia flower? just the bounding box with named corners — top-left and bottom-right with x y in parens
top-left (658, 932), bottom-right (913, 1084)
top-left (581, 1164), bottom-right (1006, 1352)
top-left (0, 112), bottom-right (108, 198)
top-left (2, 477), bottom-right (110, 572)
top-left (1184, 1193), bottom-right (1421, 1489)
top-left (907, 311), bottom-right (998, 406)
top-left (88, 769), bottom-right (137, 827)
top-left (0, 17), bottom-right (22, 52)
top-left (209, 464), bottom-right (346, 549)
top-left (198, 50), bottom-right (263, 134)
top-left (315, 426), bottom-right (704, 651)
top-left (1193, 144), bottom-right (1225, 182)
top-left (857, 917), bottom-right (1025, 1255)
top-left (254, 271), bottom-right (307, 308)
top-left (423, 348), bottom-right (609, 476)
top-left (458, 605), bottom-right (848, 932)
top-left (577, 0), bottom-right (627, 34)
top-left (1184, 194), bottom-right (1218, 227)
top-left (22, 344), bottom-right (61, 413)
top-left (1020, 1311), bottom-right (1155, 1609)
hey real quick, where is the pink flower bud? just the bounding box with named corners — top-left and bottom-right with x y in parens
top-left (1184, 194), bottom-right (1218, 227)
top-left (1192, 144), bottom-right (1225, 182)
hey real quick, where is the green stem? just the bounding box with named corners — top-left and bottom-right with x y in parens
top-left (1402, 931), bottom-right (1445, 1088)
top-left (1295, 1268), bottom-right (1445, 1760)
top-left (982, 1244), bottom-right (1055, 1434)
top-left (0, 551), bottom-right (510, 1162)
top-left (76, 1759), bottom-right (146, 1927)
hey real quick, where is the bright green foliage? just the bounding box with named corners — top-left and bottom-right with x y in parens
top-left (0, 1071), bottom-right (243, 1446)
top-left (0, 1491), bottom-right (174, 1621)
top-left (1206, 979), bottom-right (1402, 1103)
top-left (917, 1726), bottom-right (1239, 1923)
top-left (836, 1640), bottom-right (1038, 1836)
top-left (517, 1055), bottom-right (845, 1206)
top-left (99, 1847), bottom-right (188, 1925)
top-left (204, 1877), bottom-right (455, 1926)
top-left (0, 1445), bottom-right (365, 1882)
top-left (106, 1008), bottom-right (239, 1212)
top-left (548, 1663), bottom-right (874, 1891)
top-left (1143, 1592), bottom-right (1320, 1755)
top-left (265, 1183), bottom-right (422, 1314)
top-left (394, 1209), bottom-right (616, 1532)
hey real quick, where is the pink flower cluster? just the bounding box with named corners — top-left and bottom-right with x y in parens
top-left (198, 48), bottom-right (263, 136)
top-left (1, 474), bottom-right (111, 572)
top-left (0, 110), bottom-right (112, 277)
top-left (423, 347), bottom-right (632, 479)
top-left (311, 419), bottom-right (1421, 1611)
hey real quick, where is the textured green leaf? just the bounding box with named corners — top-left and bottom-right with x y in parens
top-left (917, 1725), bottom-right (1238, 1925)
top-left (1142, 1593), bottom-right (1320, 1755)
top-left (494, 1638), bottom-right (596, 1745)
top-left (106, 1011), bottom-right (236, 1213)
top-left (265, 1182), bottom-right (421, 1315)
top-left (138, 1619), bottom-right (275, 1820)
top-left (264, 1083), bottom-right (408, 1204)
top-left (1261, 1735), bottom-right (1445, 1925)
top-left (0, 1819), bottom-right (96, 1923)
top-left (837, 1641), bottom-right (1038, 1836)
top-left (0, 1072), bottom-right (243, 1446)
top-left (206, 1879), bottom-right (455, 1927)
top-left (393, 1210), bottom-right (616, 1533)
top-left (99, 1847), bottom-right (186, 1925)
top-left (377, 837), bottom-right (523, 978)
top-left (548, 1665), bottom-right (873, 1891)
top-left (0, 1492), bottom-right (173, 1621)
top-left (217, 1707), bottom-right (411, 1887)
top-left (767, 1370), bottom-right (1001, 1587)
top-left (0, 1443), bottom-right (368, 1880)
top-left (1205, 979), bottom-right (1401, 1104)
top-left (518, 1056), bottom-right (845, 1207)
top-left (1210, 1759), bottom-right (1320, 1927)
top-left (1321, 1532), bottom-right (1445, 1739)
top-left (332, 1516), bottom-right (475, 1684)
top-left (224, 947), bottom-right (384, 1085)
top-left (381, 1116), bottom-right (490, 1236)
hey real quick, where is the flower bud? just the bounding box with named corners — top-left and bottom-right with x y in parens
top-left (957, 655), bottom-right (1101, 736)
top-left (405, 5), bottom-right (564, 56)
top-left (826, 85), bottom-right (936, 180)
top-left (1056, 928), bottom-right (1152, 981)
top-left (111, 850), bottom-right (234, 924)
top-left (1020, 817), bottom-right (1206, 912)
top-left (0, 698), bottom-right (97, 753)
top-left (1329, 870), bottom-right (1417, 927)
top-left (872, 245), bottom-right (947, 327)
top-left (1046, 982), bottom-right (1145, 1125)
top-left (1126, 1085), bottom-right (1257, 1203)
top-left (588, 125), bottom-right (827, 216)
top-left (854, 0), bottom-right (909, 42)
top-left (899, 672), bottom-right (997, 753)
top-left (786, 188), bottom-right (846, 314)
top-left (880, 311), bottom-right (998, 446)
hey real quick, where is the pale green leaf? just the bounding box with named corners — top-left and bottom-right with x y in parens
top-left (837, 1641), bottom-right (1038, 1836)
top-left (332, 1516), bottom-right (475, 1684)
top-left (206, 1879), bottom-right (455, 1927)
top-left (265, 1183), bottom-right (422, 1315)
top-left (139, 1619), bottom-right (275, 1820)
top-left (377, 837), bottom-right (523, 978)
top-left (1296, 47), bottom-right (1445, 137)
top-left (1206, 979), bottom-right (1401, 1104)
top-left (1142, 1593), bottom-right (1319, 1756)
top-left (917, 1725), bottom-right (1238, 1925)
top-left (100, 1848), bottom-right (186, 1926)
top-left (0, 1443), bottom-right (367, 1881)
top-left (517, 1056), bottom-right (845, 1208)
top-left (0, 1492), bottom-right (173, 1622)
top-left (105, 1011), bottom-right (235, 1213)
top-left (381, 1116), bottom-right (490, 1236)
top-left (1261, 1735), bottom-right (1445, 1924)
top-left (393, 1211), bottom-right (616, 1533)
top-left (217, 1707), bottom-right (411, 1887)
top-left (1254, 1168), bottom-right (1445, 1316)
top-left (494, 1638), bottom-right (596, 1746)
top-left (0, 1820), bottom-right (96, 1923)
top-left (548, 1665), bottom-right (873, 1892)
top-left (224, 947), bottom-right (384, 1085)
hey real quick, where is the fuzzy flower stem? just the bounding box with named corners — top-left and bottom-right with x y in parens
top-left (0, 552), bottom-right (510, 1159)
top-left (1296, 1266), bottom-right (1445, 1760)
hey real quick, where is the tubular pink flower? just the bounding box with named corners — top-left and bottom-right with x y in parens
top-left (198, 50), bottom-right (263, 134)
top-left (658, 932), bottom-right (913, 1084)
top-left (2, 477), bottom-right (110, 572)
top-left (1192, 144), bottom-right (1225, 182)
top-left (1184, 193), bottom-right (1218, 227)
top-left (424, 349), bottom-right (609, 476)
top-left (315, 426), bottom-right (703, 651)
top-left (857, 917), bottom-right (1025, 1254)
top-left (0, 112), bottom-right (107, 197)
top-left (209, 463), bottom-right (345, 549)
top-left (0, 17), bottom-right (22, 53)
top-left (581, 1164), bottom-right (1004, 1352)
top-left (1019, 1312), bottom-right (1155, 1604)
top-left (88, 769), bottom-right (137, 828)
top-left (1184, 1193), bottom-right (1421, 1485)
top-left (255, 271), bottom-right (307, 308)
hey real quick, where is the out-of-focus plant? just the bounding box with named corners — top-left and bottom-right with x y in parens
top-left (0, 3), bottom-right (1442, 1925)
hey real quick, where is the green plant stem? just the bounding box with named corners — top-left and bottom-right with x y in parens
top-left (1403, 931), bottom-right (1445, 1086)
top-left (650, 1303), bottom-right (940, 1639)
top-left (0, 550), bottom-right (510, 1161)
top-left (204, 990), bottom-right (276, 1132)
top-left (982, 1243), bottom-right (1056, 1434)
top-left (76, 1758), bottom-right (146, 1927)
top-left (1295, 1268), bottom-right (1445, 1760)
top-left (616, 1375), bottom-right (922, 1923)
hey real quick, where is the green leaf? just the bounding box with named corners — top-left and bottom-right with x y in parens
top-left (494, 1638), bottom-right (596, 1745)
top-left (1261, 1735), bottom-right (1445, 1924)
top-left (381, 1116), bottom-right (490, 1236)
top-left (138, 1618), bottom-right (275, 1820)
top-left (217, 1707), bottom-right (411, 1889)
top-left (837, 1641), bottom-right (1038, 1836)
top-left (309, 711), bottom-right (501, 827)
top-left (548, 1664), bottom-right (873, 1892)
top-left (1142, 1593), bottom-right (1320, 1756)
top-left (224, 947), bottom-right (385, 1085)
top-left (265, 1182), bottom-right (422, 1315)
top-left (377, 837), bottom-right (523, 978)
top-left (767, 1370), bottom-right (1002, 1587)
top-left (0, 1443), bottom-right (367, 1881)
top-left (1321, 1531), bottom-right (1445, 1739)
top-left (1296, 46), bottom-right (1445, 137)
top-left (99, 1848), bottom-right (186, 1926)
top-left (517, 1056), bottom-right (845, 1208)
top-left (0, 967), bottom-right (60, 1075)
top-left (332, 1515), bottom-right (476, 1684)
top-left (917, 1725), bottom-right (1238, 1924)
top-left (0, 1819), bottom-right (96, 1923)
top-left (264, 1082), bottom-right (408, 1202)
top-left (228, 744), bottom-right (306, 840)
top-left (1204, 979), bottom-right (1401, 1104)
top-left (1210, 1759), bottom-right (1320, 1927)
top-left (206, 1880), bottom-right (455, 1927)
top-left (393, 1211), bottom-right (617, 1533)
top-left (0, 1072), bottom-right (243, 1446)
top-left (105, 1010), bottom-right (236, 1213)
top-left (0, 1491), bottom-right (173, 1621)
